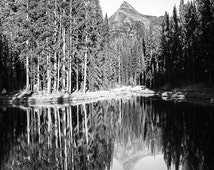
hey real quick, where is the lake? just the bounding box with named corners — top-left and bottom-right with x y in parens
top-left (0, 97), bottom-right (214, 170)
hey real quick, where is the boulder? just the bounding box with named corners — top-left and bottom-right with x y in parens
top-left (161, 91), bottom-right (172, 98)
top-left (1, 88), bottom-right (6, 94)
top-left (171, 92), bottom-right (185, 100)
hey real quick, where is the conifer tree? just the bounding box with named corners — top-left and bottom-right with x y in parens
top-left (183, 2), bottom-right (199, 83)
top-left (196, 0), bottom-right (214, 84)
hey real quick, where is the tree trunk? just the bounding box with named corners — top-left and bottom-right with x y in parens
top-left (57, 55), bottom-right (60, 91)
top-left (83, 3), bottom-right (88, 93)
top-left (37, 56), bottom-right (40, 91)
top-left (47, 1), bottom-right (51, 94)
top-left (26, 55), bottom-right (30, 90)
top-left (54, 0), bottom-right (58, 92)
top-left (62, 3), bottom-right (66, 91)
top-left (119, 53), bottom-right (121, 85)
top-left (68, 0), bottom-right (73, 93)
top-left (47, 54), bottom-right (51, 94)
top-left (76, 66), bottom-right (79, 91)
top-left (54, 52), bottom-right (57, 92)
top-left (83, 51), bottom-right (87, 93)
top-left (26, 0), bottom-right (30, 90)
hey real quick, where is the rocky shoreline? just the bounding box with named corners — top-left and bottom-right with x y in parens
top-left (1, 84), bottom-right (214, 107)
top-left (156, 83), bottom-right (214, 104)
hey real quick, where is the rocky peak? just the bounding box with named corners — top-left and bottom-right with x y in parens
top-left (120, 1), bottom-right (135, 10)
top-left (109, 1), bottom-right (163, 36)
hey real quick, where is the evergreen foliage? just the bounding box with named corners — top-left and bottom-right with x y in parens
top-left (157, 0), bottom-right (214, 87)
top-left (0, 0), bottom-right (214, 93)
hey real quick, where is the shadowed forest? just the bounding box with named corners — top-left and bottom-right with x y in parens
top-left (0, 0), bottom-right (214, 94)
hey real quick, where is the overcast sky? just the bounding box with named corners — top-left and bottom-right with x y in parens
top-left (99, 0), bottom-right (189, 17)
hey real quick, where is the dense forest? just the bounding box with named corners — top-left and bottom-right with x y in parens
top-left (0, 0), bottom-right (214, 94)
top-left (157, 0), bottom-right (214, 87)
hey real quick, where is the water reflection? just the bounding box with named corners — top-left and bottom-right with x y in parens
top-left (133, 155), bottom-right (175, 170)
top-left (0, 97), bottom-right (214, 170)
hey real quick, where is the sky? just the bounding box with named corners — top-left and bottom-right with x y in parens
top-left (99, 0), bottom-right (189, 17)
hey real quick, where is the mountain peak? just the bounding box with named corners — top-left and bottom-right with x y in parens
top-left (109, 1), bottom-right (160, 31)
top-left (120, 1), bottom-right (135, 10)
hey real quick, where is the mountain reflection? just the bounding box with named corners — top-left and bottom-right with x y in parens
top-left (0, 97), bottom-right (214, 170)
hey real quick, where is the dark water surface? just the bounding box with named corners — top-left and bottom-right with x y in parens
top-left (0, 97), bottom-right (214, 170)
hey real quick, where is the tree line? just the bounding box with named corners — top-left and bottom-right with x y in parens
top-left (108, 0), bottom-right (214, 89)
top-left (0, 0), bottom-right (148, 94)
top-left (0, 0), bottom-right (106, 93)
top-left (153, 0), bottom-right (214, 87)
top-left (1, 0), bottom-right (214, 94)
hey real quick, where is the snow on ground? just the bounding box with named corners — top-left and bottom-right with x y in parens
top-left (69, 86), bottom-right (154, 104)
top-left (0, 86), bottom-right (155, 106)
top-left (27, 86), bottom-right (155, 105)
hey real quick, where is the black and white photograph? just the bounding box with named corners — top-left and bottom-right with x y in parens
top-left (0, 0), bottom-right (214, 169)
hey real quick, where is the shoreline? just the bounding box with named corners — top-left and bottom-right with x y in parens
top-left (156, 83), bottom-right (214, 105)
top-left (0, 86), bottom-right (154, 106)
top-left (1, 83), bottom-right (214, 107)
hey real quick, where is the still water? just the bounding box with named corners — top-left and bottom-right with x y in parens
top-left (0, 97), bottom-right (214, 170)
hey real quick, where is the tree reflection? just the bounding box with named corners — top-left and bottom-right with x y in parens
top-left (154, 101), bottom-right (214, 170)
top-left (0, 98), bottom-right (214, 170)
top-left (0, 107), bottom-right (26, 169)
top-left (0, 104), bottom-right (115, 170)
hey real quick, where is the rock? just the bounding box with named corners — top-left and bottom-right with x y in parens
top-left (161, 91), bottom-right (185, 100)
top-left (141, 86), bottom-right (146, 90)
top-left (161, 92), bottom-right (168, 97)
top-left (1, 107), bottom-right (6, 111)
top-left (171, 92), bottom-right (185, 100)
top-left (161, 91), bottom-right (172, 98)
top-left (1, 88), bottom-right (6, 94)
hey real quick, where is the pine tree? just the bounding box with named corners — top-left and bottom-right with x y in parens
top-left (183, 2), bottom-right (199, 83)
top-left (171, 6), bottom-right (182, 85)
top-left (196, 0), bottom-right (214, 84)
top-left (0, 0), bottom-right (26, 91)
top-left (159, 12), bottom-right (171, 83)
